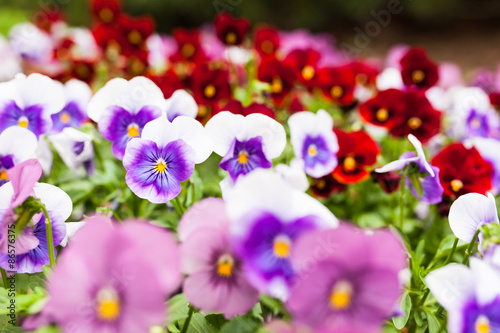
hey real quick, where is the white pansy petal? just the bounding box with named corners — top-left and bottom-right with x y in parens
top-left (65, 79), bottom-right (92, 111)
top-left (141, 115), bottom-right (178, 148)
top-left (20, 73), bottom-right (65, 114)
top-left (49, 128), bottom-right (93, 171)
top-left (408, 134), bottom-right (434, 177)
top-left (242, 113), bottom-right (286, 159)
top-left (425, 264), bottom-right (474, 311)
top-left (376, 67), bottom-right (404, 91)
top-left (205, 111), bottom-right (245, 156)
top-left (219, 176), bottom-right (235, 201)
top-left (60, 221), bottom-right (86, 247)
top-left (34, 183), bottom-right (72, 221)
top-left (124, 76), bottom-right (166, 114)
top-left (36, 136), bottom-right (53, 175)
top-left (0, 127), bottom-right (38, 162)
top-left (274, 161), bottom-right (309, 192)
top-left (375, 157), bottom-right (419, 173)
top-left (0, 182), bottom-right (14, 209)
top-left (470, 258), bottom-right (500, 305)
top-left (172, 116), bottom-right (213, 163)
top-left (449, 192), bottom-right (499, 242)
top-left (87, 78), bottom-right (128, 122)
top-left (165, 90), bottom-right (198, 121)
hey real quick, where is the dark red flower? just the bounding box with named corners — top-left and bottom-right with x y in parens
top-left (359, 89), bottom-right (408, 128)
top-left (371, 170), bottom-right (401, 194)
top-left (333, 130), bottom-right (380, 184)
top-left (148, 70), bottom-right (185, 99)
top-left (191, 64), bottom-right (231, 107)
top-left (34, 9), bottom-right (65, 33)
top-left (92, 24), bottom-right (126, 57)
top-left (388, 90), bottom-right (441, 144)
top-left (215, 99), bottom-right (275, 119)
top-left (315, 67), bottom-right (356, 106)
top-left (90, 0), bottom-right (122, 25)
top-left (345, 60), bottom-right (379, 86)
top-left (431, 143), bottom-right (493, 198)
top-left (489, 92), bottom-right (500, 109)
top-left (214, 12), bottom-right (250, 46)
top-left (254, 25), bottom-right (280, 57)
top-left (400, 48), bottom-right (439, 90)
top-left (257, 56), bottom-right (295, 105)
top-left (289, 95), bottom-right (306, 113)
top-left (122, 49), bottom-right (149, 77)
top-left (117, 14), bottom-right (155, 50)
top-left (53, 37), bottom-right (75, 61)
top-left (283, 48), bottom-right (321, 87)
top-left (311, 173), bottom-right (346, 198)
top-left (170, 29), bottom-right (206, 64)
top-left (70, 60), bottom-right (96, 84)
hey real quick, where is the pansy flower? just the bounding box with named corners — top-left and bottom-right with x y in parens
top-left (169, 28), bottom-right (206, 64)
top-left (190, 63), bottom-right (231, 108)
top-left (333, 130), bottom-right (380, 184)
top-left (288, 224), bottom-right (406, 332)
top-left (123, 115), bottom-right (212, 203)
top-left (283, 48), bottom-right (321, 88)
top-left (179, 198), bottom-right (259, 318)
top-left (90, 0), bottom-right (122, 25)
top-left (226, 170), bottom-right (338, 299)
top-left (431, 143), bottom-right (493, 198)
top-left (257, 56), bottom-right (295, 105)
top-left (0, 73), bottom-right (65, 138)
top-left (164, 89), bottom-right (198, 121)
top-left (288, 110), bottom-right (339, 178)
top-left (315, 66), bottom-right (356, 106)
top-left (148, 69), bottom-right (185, 99)
top-left (358, 88), bottom-right (407, 129)
top-left (206, 111), bottom-right (286, 182)
top-left (310, 173), bottom-right (346, 199)
top-left (87, 76), bottom-right (166, 160)
top-left (0, 127), bottom-right (38, 186)
top-left (254, 25), bottom-right (280, 57)
top-left (214, 12), bottom-right (250, 46)
top-left (215, 99), bottom-right (276, 119)
top-left (426, 258), bottom-right (500, 333)
top-left (51, 79), bottom-right (92, 133)
top-left (468, 137), bottom-right (500, 194)
top-left (375, 134), bottom-right (444, 204)
top-left (49, 128), bottom-right (95, 176)
top-left (117, 14), bottom-right (155, 50)
top-left (400, 47), bottom-right (439, 90)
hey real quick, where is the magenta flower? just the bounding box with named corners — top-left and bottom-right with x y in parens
top-left (27, 216), bottom-right (181, 333)
top-left (179, 198), bottom-right (259, 318)
top-left (287, 223), bottom-right (406, 332)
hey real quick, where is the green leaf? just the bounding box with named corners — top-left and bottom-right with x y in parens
top-left (205, 313), bottom-right (226, 330)
top-left (168, 293), bottom-right (190, 324)
top-left (356, 212), bottom-right (386, 228)
top-left (186, 313), bottom-right (219, 333)
top-left (220, 314), bottom-right (260, 333)
top-left (424, 309), bottom-right (441, 333)
top-left (392, 292), bottom-right (412, 329)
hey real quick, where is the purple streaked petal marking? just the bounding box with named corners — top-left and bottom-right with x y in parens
top-left (0, 101), bottom-right (50, 138)
top-left (72, 141), bottom-right (85, 156)
top-left (219, 137), bottom-right (272, 182)
top-left (51, 101), bottom-right (88, 133)
top-left (466, 109), bottom-right (490, 138)
top-left (124, 138), bottom-right (196, 203)
top-left (301, 135), bottom-right (335, 169)
top-left (98, 105), bottom-right (162, 160)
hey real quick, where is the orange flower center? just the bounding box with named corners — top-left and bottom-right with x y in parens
top-left (273, 235), bottom-right (291, 258)
top-left (450, 179), bottom-right (463, 192)
top-left (181, 43), bottom-right (195, 59)
top-left (301, 65), bottom-right (315, 81)
top-left (127, 123), bottom-right (140, 137)
top-left (0, 170), bottom-right (8, 181)
top-left (225, 31), bottom-right (237, 44)
top-left (343, 156), bottom-right (357, 172)
top-left (99, 8), bottom-right (114, 23)
top-left (412, 70), bottom-right (425, 84)
top-left (271, 77), bottom-right (283, 94)
top-left (261, 40), bottom-right (274, 54)
top-left (217, 254), bottom-right (234, 277)
top-left (18, 116), bottom-right (29, 128)
top-left (330, 85), bottom-right (343, 98)
top-left (128, 30), bottom-right (142, 45)
top-left (60, 112), bottom-right (71, 124)
top-left (329, 280), bottom-right (353, 310)
top-left (96, 289), bottom-right (121, 322)
top-left (376, 108), bottom-right (389, 122)
top-left (204, 84), bottom-right (216, 98)
top-left (407, 117), bottom-right (422, 130)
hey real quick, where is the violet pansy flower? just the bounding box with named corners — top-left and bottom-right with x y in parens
top-left (427, 258), bottom-right (500, 333)
top-left (206, 111), bottom-right (286, 182)
top-left (87, 76), bottom-right (166, 160)
top-left (123, 115), bottom-right (212, 203)
top-left (0, 126), bottom-right (38, 186)
top-left (376, 134), bottom-right (444, 204)
top-left (0, 73), bottom-right (65, 137)
top-left (49, 127), bottom-right (94, 175)
top-left (226, 169), bottom-right (338, 299)
top-left (51, 79), bottom-right (92, 133)
top-left (288, 110), bottom-right (339, 178)
top-left (180, 198), bottom-right (259, 318)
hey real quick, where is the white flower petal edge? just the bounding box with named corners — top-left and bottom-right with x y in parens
top-left (140, 115), bottom-right (178, 149)
top-left (0, 127), bottom-right (38, 163)
top-left (226, 169), bottom-right (338, 239)
top-left (274, 159), bottom-right (309, 192)
top-left (64, 79), bottom-right (92, 111)
top-left (205, 111), bottom-right (246, 156)
top-left (470, 258), bottom-right (500, 305)
top-left (449, 192), bottom-right (499, 242)
top-left (33, 183), bottom-right (73, 221)
top-left (241, 113), bottom-right (286, 159)
top-left (0, 182), bottom-right (14, 208)
top-left (172, 116), bottom-right (213, 163)
top-left (375, 157), bottom-right (419, 174)
top-left (49, 128), bottom-right (93, 171)
top-left (165, 90), bottom-right (198, 121)
top-left (408, 134), bottom-right (435, 176)
top-left (60, 221), bottom-right (86, 247)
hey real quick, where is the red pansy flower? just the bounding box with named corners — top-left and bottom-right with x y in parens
top-left (283, 48), bottom-right (321, 87)
top-left (70, 60), bottom-right (96, 84)
top-left (431, 143), bottom-right (493, 198)
top-left (214, 12), bottom-right (250, 46)
top-left (169, 29), bottom-right (206, 64)
top-left (315, 66), bottom-right (356, 106)
top-left (489, 92), bottom-right (500, 109)
top-left (90, 0), bottom-right (122, 25)
top-left (311, 173), bottom-right (346, 198)
top-left (257, 56), bottom-right (295, 105)
top-left (289, 95), bottom-right (306, 113)
top-left (400, 48), bottom-right (439, 90)
top-left (254, 25), bottom-right (280, 57)
top-left (92, 24), bottom-right (126, 58)
top-left (190, 64), bottom-right (231, 107)
top-left (122, 48), bottom-right (149, 77)
top-left (148, 70), bottom-right (185, 99)
top-left (117, 14), bottom-right (155, 50)
top-left (333, 130), bottom-right (380, 184)
top-left (215, 99), bottom-right (275, 119)
top-left (371, 170), bottom-right (401, 194)
top-left (359, 89), bottom-right (408, 128)
top-left (345, 60), bottom-right (379, 86)
top-left (34, 9), bottom-right (65, 33)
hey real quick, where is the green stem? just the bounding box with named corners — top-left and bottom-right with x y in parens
top-left (443, 238), bottom-right (459, 266)
top-left (41, 206), bottom-right (56, 267)
top-left (399, 166), bottom-right (408, 230)
top-left (419, 288), bottom-right (430, 306)
top-left (0, 268), bottom-right (8, 289)
top-left (171, 197), bottom-right (184, 217)
top-left (462, 229), bottom-right (481, 265)
top-left (175, 196), bottom-right (186, 214)
top-left (180, 305), bottom-right (194, 333)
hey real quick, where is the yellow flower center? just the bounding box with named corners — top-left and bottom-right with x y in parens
top-left (127, 123), bottom-right (139, 137)
top-left (181, 43), bottom-right (195, 59)
top-left (271, 77), bottom-right (283, 94)
top-left (308, 144), bottom-right (317, 157)
top-left (128, 30), bottom-right (142, 45)
top-left (60, 112), bottom-right (71, 124)
top-left (204, 84), bottom-right (216, 99)
top-left (225, 31), bottom-right (237, 44)
top-left (330, 85), bottom-right (343, 98)
top-left (475, 315), bottom-right (490, 333)
top-left (376, 108), bottom-right (389, 122)
top-left (99, 8), bottom-right (114, 23)
top-left (407, 117), bottom-right (422, 130)
top-left (329, 280), bottom-right (353, 310)
top-left (0, 170), bottom-right (8, 181)
top-left (261, 40), bottom-right (274, 54)
top-left (343, 156), bottom-right (357, 172)
top-left (451, 179), bottom-right (464, 192)
top-left (238, 151), bottom-right (248, 164)
top-left (155, 158), bottom-right (167, 173)
top-left (471, 118), bottom-right (482, 129)
top-left (316, 179), bottom-right (326, 190)
top-left (412, 70), bottom-right (425, 84)
top-left (96, 289), bottom-right (121, 322)
top-left (217, 254), bottom-right (234, 277)
top-left (273, 235), bottom-right (291, 258)
top-left (198, 105), bottom-right (207, 117)
top-left (18, 116), bottom-right (29, 128)
top-left (301, 65), bottom-right (315, 81)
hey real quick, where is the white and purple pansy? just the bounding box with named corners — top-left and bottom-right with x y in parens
top-left (87, 76), bottom-right (166, 160)
top-left (165, 89), bottom-right (198, 121)
top-left (0, 126), bottom-right (38, 186)
top-left (51, 79), bottom-right (92, 133)
top-left (376, 134), bottom-right (444, 204)
top-left (288, 109), bottom-right (339, 178)
top-left (426, 258), bottom-right (500, 333)
top-left (49, 128), bottom-right (94, 176)
top-left (0, 73), bottom-right (65, 138)
top-left (206, 111), bottom-right (286, 182)
top-left (123, 115), bottom-right (213, 204)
